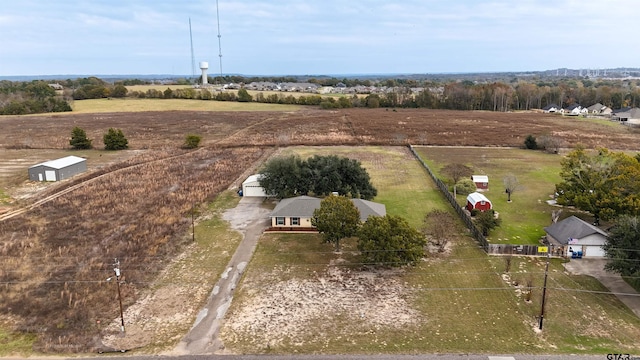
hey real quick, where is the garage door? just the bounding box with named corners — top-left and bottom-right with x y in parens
top-left (585, 245), bottom-right (605, 258)
top-left (45, 170), bottom-right (56, 181)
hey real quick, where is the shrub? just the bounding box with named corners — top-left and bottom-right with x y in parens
top-left (69, 127), bottom-right (92, 149)
top-left (524, 134), bottom-right (538, 149)
top-left (455, 178), bottom-right (477, 195)
top-left (183, 134), bottom-right (202, 149)
top-left (103, 128), bottom-right (128, 150)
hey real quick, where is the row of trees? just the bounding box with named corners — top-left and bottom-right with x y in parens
top-left (259, 155), bottom-right (378, 200)
top-left (311, 195), bottom-right (426, 266)
top-left (70, 127), bottom-right (128, 150)
top-left (71, 127), bottom-right (202, 150)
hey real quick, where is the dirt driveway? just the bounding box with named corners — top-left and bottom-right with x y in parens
top-left (173, 196), bottom-right (271, 355)
top-left (563, 259), bottom-right (640, 318)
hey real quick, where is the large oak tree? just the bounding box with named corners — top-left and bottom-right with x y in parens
top-left (555, 147), bottom-right (640, 225)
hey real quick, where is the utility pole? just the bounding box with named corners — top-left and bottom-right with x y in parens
top-left (191, 203), bottom-right (196, 242)
top-left (113, 258), bottom-right (125, 333)
top-left (539, 245), bottom-right (551, 330)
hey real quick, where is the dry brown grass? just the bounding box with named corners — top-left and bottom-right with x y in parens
top-left (0, 147), bottom-right (265, 352)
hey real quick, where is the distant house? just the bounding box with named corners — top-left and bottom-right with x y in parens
top-left (561, 104), bottom-right (584, 116)
top-left (48, 83), bottom-right (63, 90)
top-left (586, 102), bottom-right (612, 115)
top-left (612, 107), bottom-right (640, 124)
top-left (471, 175), bottom-right (489, 191)
top-left (465, 192), bottom-right (492, 212)
top-left (268, 195), bottom-right (386, 231)
top-left (28, 156), bottom-right (86, 182)
top-left (241, 174), bottom-right (267, 197)
top-left (542, 103), bottom-right (561, 113)
top-left (544, 216), bottom-right (608, 258)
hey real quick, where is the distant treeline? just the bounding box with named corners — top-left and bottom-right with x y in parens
top-left (0, 80), bottom-right (71, 115)
top-left (4, 76), bottom-right (640, 115)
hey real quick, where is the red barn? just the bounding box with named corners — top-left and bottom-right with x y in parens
top-left (472, 175), bottom-right (489, 191)
top-left (466, 192), bottom-right (492, 212)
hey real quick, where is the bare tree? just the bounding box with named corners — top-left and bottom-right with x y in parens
top-left (503, 173), bottom-right (520, 202)
top-left (442, 163), bottom-right (473, 197)
top-left (422, 210), bottom-right (455, 252)
top-left (504, 255), bottom-right (513, 273)
top-left (538, 135), bottom-right (563, 154)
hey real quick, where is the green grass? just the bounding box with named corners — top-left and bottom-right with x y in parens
top-left (71, 98), bottom-right (301, 113)
top-left (276, 146), bottom-right (451, 228)
top-left (415, 146), bottom-right (575, 245)
top-left (0, 328), bottom-right (36, 356)
top-left (221, 145), bottom-right (640, 354)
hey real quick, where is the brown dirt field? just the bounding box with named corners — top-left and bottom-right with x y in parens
top-left (2, 109), bottom-right (640, 151)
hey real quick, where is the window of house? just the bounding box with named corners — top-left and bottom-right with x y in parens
top-left (480, 201), bottom-right (485, 205)
top-left (291, 217), bottom-right (300, 226)
top-left (276, 217), bottom-right (285, 225)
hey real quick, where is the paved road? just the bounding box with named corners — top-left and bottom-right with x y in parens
top-left (60, 354), bottom-right (627, 360)
top-left (563, 258), bottom-right (640, 317)
top-left (173, 197), bottom-right (271, 355)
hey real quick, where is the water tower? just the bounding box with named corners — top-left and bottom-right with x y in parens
top-left (199, 61), bottom-right (209, 86)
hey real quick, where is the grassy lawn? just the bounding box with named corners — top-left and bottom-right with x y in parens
top-left (414, 146), bottom-right (581, 245)
top-left (71, 98), bottom-right (300, 113)
top-left (276, 146), bottom-right (450, 228)
top-left (222, 146), bottom-right (640, 354)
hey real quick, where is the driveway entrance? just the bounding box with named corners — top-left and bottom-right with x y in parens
top-left (563, 258), bottom-right (640, 318)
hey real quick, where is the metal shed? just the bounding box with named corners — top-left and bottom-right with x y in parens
top-left (28, 156), bottom-right (87, 182)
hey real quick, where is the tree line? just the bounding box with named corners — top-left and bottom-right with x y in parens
top-left (0, 80), bottom-right (71, 115)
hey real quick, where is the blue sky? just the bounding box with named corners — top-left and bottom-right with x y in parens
top-left (1, 0), bottom-right (638, 76)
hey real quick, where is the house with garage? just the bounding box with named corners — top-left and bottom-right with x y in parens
top-left (268, 195), bottom-right (386, 231)
top-left (241, 174), bottom-right (267, 197)
top-left (28, 155), bottom-right (87, 182)
top-left (544, 216), bottom-right (608, 258)
top-left (586, 102), bottom-right (612, 116)
top-left (612, 107), bottom-right (640, 124)
top-left (465, 192), bottom-right (492, 212)
top-left (471, 175), bottom-right (489, 191)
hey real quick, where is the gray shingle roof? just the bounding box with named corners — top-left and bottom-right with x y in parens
top-left (543, 216), bottom-right (607, 245)
top-left (270, 196), bottom-right (386, 222)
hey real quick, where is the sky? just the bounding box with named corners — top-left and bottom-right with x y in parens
top-left (1, 0), bottom-right (639, 77)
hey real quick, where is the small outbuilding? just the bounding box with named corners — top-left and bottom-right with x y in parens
top-left (241, 174), bottom-right (267, 197)
top-left (544, 216), bottom-right (608, 258)
top-left (28, 156), bottom-right (87, 182)
top-left (471, 175), bottom-right (489, 190)
top-left (466, 192), bottom-right (492, 212)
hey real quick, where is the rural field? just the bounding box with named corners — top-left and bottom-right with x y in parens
top-left (1, 106), bottom-right (640, 355)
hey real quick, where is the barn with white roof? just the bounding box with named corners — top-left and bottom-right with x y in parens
top-left (28, 156), bottom-right (87, 182)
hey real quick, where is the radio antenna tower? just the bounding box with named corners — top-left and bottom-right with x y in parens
top-left (216, 0), bottom-right (223, 84)
top-left (189, 18), bottom-right (196, 79)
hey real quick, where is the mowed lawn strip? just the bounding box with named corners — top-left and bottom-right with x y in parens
top-left (71, 98), bottom-right (300, 113)
top-left (415, 146), bottom-right (566, 245)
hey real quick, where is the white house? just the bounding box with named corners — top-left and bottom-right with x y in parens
top-left (544, 216), bottom-right (608, 258)
top-left (241, 174), bottom-right (267, 197)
